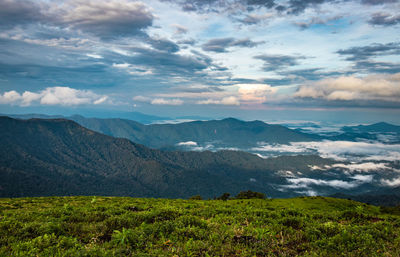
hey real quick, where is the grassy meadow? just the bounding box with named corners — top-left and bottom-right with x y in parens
top-left (0, 196), bottom-right (399, 256)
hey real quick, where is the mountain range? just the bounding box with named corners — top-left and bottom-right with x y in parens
top-left (0, 116), bottom-right (335, 198)
top-left (2, 115), bottom-right (400, 203)
top-left (6, 114), bottom-right (400, 150)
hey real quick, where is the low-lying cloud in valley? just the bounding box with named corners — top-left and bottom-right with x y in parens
top-left (253, 140), bottom-right (400, 162)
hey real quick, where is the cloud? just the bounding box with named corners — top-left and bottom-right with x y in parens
top-left (196, 96), bottom-right (240, 105)
top-left (368, 12), bottom-right (400, 26)
top-left (254, 54), bottom-right (306, 71)
top-left (0, 0), bottom-right (154, 39)
top-left (362, 0), bottom-right (399, 5)
top-left (121, 47), bottom-right (219, 77)
top-left (177, 141), bottom-right (198, 146)
top-left (294, 15), bottom-right (342, 29)
top-left (0, 87), bottom-right (108, 106)
top-left (151, 98), bottom-right (184, 105)
top-left (133, 95), bottom-right (151, 102)
top-left (294, 73), bottom-right (400, 102)
top-left (311, 162), bottom-right (391, 173)
top-left (330, 163), bottom-right (390, 172)
top-left (238, 13), bottom-right (274, 25)
top-left (351, 174), bottom-right (373, 183)
top-left (60, 0), bottom-right (154, 39)
top-left (0, 90), bottom-right (23, 104)
top-left (93, 96), bottom-right (108, 105)
top-left (147, 37), bottom-right (180, 53)
top-left (165, 0), bottom-right (337, 15)
top-left (112, 43), bottom-right (218, 79)
top-left (337, 42), bottom-right (400, 61)
top-left (253, 140), bottom-right (400, 162)
top-left (285, 177), bottom-right (361, 189)
top-left (381, 177), bottom-right (400, 187)
top-left (202, 37), bottom-right (264, 53)
top-left (286, 0), bottom-right (333, 15)
top-left (171, 24), bottom-right (188, 34)
top-left (0, 0), bottom-right (45, 29)
top-left (133, 95), bottom-right (183, 105)
top-left (353, 60), bottom-right (400, 74)
top-left (86, 53), bottom-right (103, 59)
top-left (237, 83), bottom-right (277, 103)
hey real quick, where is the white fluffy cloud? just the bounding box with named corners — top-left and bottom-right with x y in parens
top-left (285, 177), bottom-right (360, 189)
top-left (295, 73), bottom-right (400, 102)
top-left (311, 162), bottom-right (391, 173)
top-left (0, 87), bottom-right (108, 106)
top-left (381, 177), bottom-right (400, 187)
top-left (253, 140), bottom-right (400, 162)
top-left (133, 95), bottom-right (183, 105)
top-left (177, 141), bottom-right (198, 146)
top-left (237, 84), bottom-right (277, 104)
top-left (196, 96), bottom-right (240, 106)
top-left (151, 98), bottom-right (183, 105)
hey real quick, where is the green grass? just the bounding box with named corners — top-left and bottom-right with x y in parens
top-left (0, 196), bottom-right (399, 256)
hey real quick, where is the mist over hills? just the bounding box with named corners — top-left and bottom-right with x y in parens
top-left (6, 114), bottom-right (400, 150)
top-left (1, 115), bottom-right (400, 203)
top-left (0, 116), bottom-right (335, 198)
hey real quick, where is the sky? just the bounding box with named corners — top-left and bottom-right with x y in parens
top-left (0, 0), bottom-right (399, 123)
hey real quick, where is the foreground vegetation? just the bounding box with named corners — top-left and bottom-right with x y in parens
top-left (1, 196), bottom-right (400, 256)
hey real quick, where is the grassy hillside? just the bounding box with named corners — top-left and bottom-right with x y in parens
top-left (1, 196), bottom-right (399, 256)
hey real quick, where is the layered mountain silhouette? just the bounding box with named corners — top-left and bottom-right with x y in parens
top-left (7, 114), bottom-right (400, 149)
top-left (5, 114), bottom-right (321, 149)
top-left (0, 117), bottom-right (333, 198)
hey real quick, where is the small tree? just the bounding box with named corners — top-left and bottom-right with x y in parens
top-left (216, 192), bottom-right (230, 201)
top-left (189, 195), bottom-right (203, 200)
top-left (235, 190), bottom-right (266, 199)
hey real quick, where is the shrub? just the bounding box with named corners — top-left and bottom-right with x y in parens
top-left (235, 190), bottom-right (266, 199)
top-left (216, 193), bottom-right (230, 201)
top-left (188, 195), bottom-right (202, 200)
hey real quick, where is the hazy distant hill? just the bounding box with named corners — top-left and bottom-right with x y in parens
top-left (4, 114), bottom-right (321, 149)
top-left (71, 116), bottom-right (322, 149)
top-left (0, 117), bottom-right (333, 198)
top-left (342, 122), bottom-right (400, 133)
top-left (331, 122), bottom-right (400, 143)
top-left (2, 111), bottom-right (168, 125)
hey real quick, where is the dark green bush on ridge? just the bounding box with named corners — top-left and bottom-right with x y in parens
top-left (235, 190), bottom-right (266, 199)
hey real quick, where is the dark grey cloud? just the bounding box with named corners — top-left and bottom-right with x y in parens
top-left (177, 39), bottom-right (196, 45)
top-left (170, 0), bottom-right (220, 12)
top-left (337, 42), bottom-right (400, 61)
top-left (0, 0), bottom-right (154, 39)
top-left (286, 0), bottom-right (333, 15)
top-left (237, 13), bottom-right (274, 25)
top-left (354, 60), bottom-right (400, 74)
top-left (163, 0), bottom-right (277, 14)
top-left (147, 38), bottom-right (180, 53)
top-left (254, 54), bottom-right (306, 71)
top-left (62, 0), bottom-right (154, 39)
top-left (361, 0), bottom-right (398, 5)
top-left (368, 13), bottom-right (400, 26)
top-left (110, 46), bottom-right (225, 78)
top-left (245, 0), bottom-right (276, 9)
top-left (337, 42), bottom-right (400, 74)
top-left (202, 37), bottom-right (264, 52)
top-left (295, 16), bottom-right (343, 29)
top-left (0, 0), bottom-right (47, 29)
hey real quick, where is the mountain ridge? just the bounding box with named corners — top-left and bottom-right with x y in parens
top-left (0, 116), bottom-right (336, 198)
